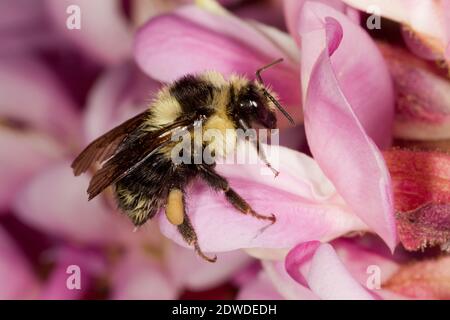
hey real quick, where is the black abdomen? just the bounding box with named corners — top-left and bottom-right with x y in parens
top-left (114, 151), bottom-right (196, 226)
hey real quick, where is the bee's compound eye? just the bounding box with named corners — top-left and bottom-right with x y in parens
top-left (240, 100), bottom-right (258, 109)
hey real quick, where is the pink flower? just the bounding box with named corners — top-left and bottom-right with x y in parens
top-left (0, 226), bottom-right (39, 299)
top-left (378, 43), bottom-right (450, 141)
top-left (2, 0), bottom-right (450, 300)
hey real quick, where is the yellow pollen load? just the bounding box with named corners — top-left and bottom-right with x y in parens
top-left (165, 189), bottom-right (184, 226)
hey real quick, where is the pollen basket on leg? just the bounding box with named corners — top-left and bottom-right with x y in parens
top-left (165, 188), bottom-right (185, 226)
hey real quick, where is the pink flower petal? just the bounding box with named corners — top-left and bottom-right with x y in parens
top-left (14, 161), bottom-right (120, 244)
top-left (0, 225), bottom-right (39, 299)
top-left (83, 62), bottom-right (160, 143)
top-left (0, 0), bottom-right (61, 54)
top-left (254, 238), bottom-right (399, 300)
top-left (284, 241), bottom-right (321, 286)
top-left (331, 239), bottom-right (399, 286)
top-left (283, 0), bottom-right (349, 45)
top-left (134, 5), bottom-right (302, 127)
top-left (444, 1), bottom-right (450, 62)
top-left (237, 270), bottom-right (285, 300)
top-left (262, 260), bottom-right (318, 300)
top-left (111, 250), bottom-right (178, 300)
top-left (0, 128), bottom-right (64, 212)
top-left (160, 144), bottom-right (367, 252)
top-left (401, 28), bottom-right (442, 61)
top-left (343, 0), bottom-right (450, 63)
top-left (286, 241), bottom-right (374, 299)
top-left (300, 3), bottom-right (395, 147)
top-left (378, 43), bottom-right (450, 140)
top-left (384, 255), bottom-right (450, 299)
top-left (298, 3), bottom-right (396, 250)
top-left (0, 56), bottom-right (80, 143)
top-left (232, 0), bottom-right (286, 30)
top-left (45, 0), bottom-right (132, 65)
top-left (167, 245), bottom-right (252, 291)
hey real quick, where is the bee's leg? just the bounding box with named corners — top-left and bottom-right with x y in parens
top-left (168, 187), bottom-right (217, 263)
top-left (253, 137), bottom-right (279, 177)
top-left (238, 119), bottom-right (279, 177)
top-left (198, 165), bottom-right (276, 223)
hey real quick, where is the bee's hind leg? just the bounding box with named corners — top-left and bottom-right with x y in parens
top-left (198, 165), bottom-right (276, 224)
top-left (178, 212), bottom-right (217, 263)
top-left (166, 187), bottom-right (217, 263)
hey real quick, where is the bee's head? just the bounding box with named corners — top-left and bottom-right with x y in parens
top-left (235, 58), bottom-right (295, 129)
top-left (236, 83), bottom-right (278, 129)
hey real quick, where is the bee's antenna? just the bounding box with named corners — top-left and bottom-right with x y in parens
top-left (255, 58), bottom-right (295, 125)
top-left (255, 58), bottom-right (284, 84)
top-left (266, 93), bottom-right (295, 125)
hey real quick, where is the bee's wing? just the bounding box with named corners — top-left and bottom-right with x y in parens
top-left (71, 111), bottom-right (150, 176)
top-left (86, 117), bottom-right (196, 201)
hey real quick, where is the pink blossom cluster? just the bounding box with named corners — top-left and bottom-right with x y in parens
top-left (0, 0), bottom-right (449, 300)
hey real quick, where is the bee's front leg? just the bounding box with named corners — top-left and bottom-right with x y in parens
top-left (198, 165), bottom-right (276, 223)
top-left (238, 119), bottom-right (279, 177)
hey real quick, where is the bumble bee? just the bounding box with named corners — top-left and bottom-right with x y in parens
top-left (72, 59), bottom-right (294, 262)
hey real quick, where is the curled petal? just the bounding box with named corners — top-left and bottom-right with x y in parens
top-left (299, 3), bottom-right (395, 147)
top-left (286, 241), bottom-right (374, 300)
top-left (379, 43), bottom-right (450, 141)
top-left (263, 259), bottom-right (318, 300)
top-left (283, 0), bottom-right (349, 45)
top-left (285, 241), bottom-right (321, 286)
top-left (0, 56), bottom-right (80, 142)
top-left (0, 226), bottom-right (39, 299)
top-left (45, 0), bottom-right (132, 65)
top-left (0, 128), bottom-right (63, 212)
top-left (14, 161), bottom-right (120, 244)
top-left (298, 3), bottom-right (396, 249)
top-left (384, 149), bottom-right (450, 251)
top-left (134, 5), bottom-right (301, 127)
top-left (160, 143), bottom-right (367, 252)
top-left (244, 237), bottom-right (400, 300)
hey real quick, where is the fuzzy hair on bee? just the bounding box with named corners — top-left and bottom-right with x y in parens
top-left (71, 59), bottom-right (294, 262)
